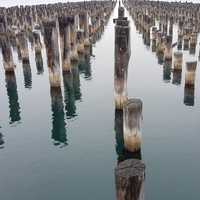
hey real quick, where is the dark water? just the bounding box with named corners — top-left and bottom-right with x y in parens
top-left (0, 4), bottom-right (200, 200)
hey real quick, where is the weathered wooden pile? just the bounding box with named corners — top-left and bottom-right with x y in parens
top-left (124, 0), bottom-right (200, 106)
top-left (114, 4), bottom-right (145, 200)
top-left (0, 1), bottom-right (115, 75)
top-left (0, 1), bottom-right (116, 142)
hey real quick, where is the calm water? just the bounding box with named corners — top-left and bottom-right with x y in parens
top-left (0, 4), bottom-right (200, 200)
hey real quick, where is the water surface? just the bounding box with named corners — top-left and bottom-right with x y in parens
top-left (0, 3), bottom-right (200, 200)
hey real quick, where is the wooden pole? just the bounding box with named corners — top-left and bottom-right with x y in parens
top-left (115, 159), bottom-right (145, 200)
top-left (123, 99), bottom-right (143, 153)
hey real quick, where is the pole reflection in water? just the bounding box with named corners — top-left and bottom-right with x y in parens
top-left (183, 36), bottom-right (189, 51)
top-left (172, 52), bottom-right (183, 85)
top-left (5, 71), bottom-right (21, 124)
top-left (143, 29), bottom-right (150, 47)
top-left (33, 31), bottom-right (44, 74)
top-left (0, 132), bottom-right (4, 149)
top-left (177, 34), bottom-right (183, 50)
top-left (72, 62), bottom-right (82, 101)
top-left (16, 31), bottom-right (32, 88)
top-left (22, 60), bottom-right (32, 89)
top-left (0, 33), bottom-right (21, 124)
top-left (50, 87), bottom-right (67, 147)
top-left (156, 34), bottom-right (164, 65)
top-left (78, 49), bottom-right (92, 80)
top-left (63, 71), bottom-right (76, 119)
top-left (151, 27), bottom-right (157, 53)
top-left (163, 60), bottom-right (172, 83)
top-left (184, 87), bottom-right (195, 106)
top-left (172, 70), bottom-right (182, 85)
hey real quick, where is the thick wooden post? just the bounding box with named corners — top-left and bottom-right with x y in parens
top-left (58, 16), bottom-right (72, 72)
top-left (185, 61), bottom-right (197, 88)
top-left (33, 31), bottom-right (43, 74)
top-left (70, 16), bottom-right (79, 62)
top-left (17, 31), bottom-right (30, 64)
top-left (115, 159), bottom-right (145, 200)
top-left (114, 6), bottom-right (130, 110)
top-left (189, 33), bottom-right (197, 54)
top-left (123, 99), bottom-right (143, 153)
top-left (43, 20), bottom-right (61, 88)
top-left (0, 34), bottom-right (15, 72)
top-left (172, 52), bottom-right (183, 85)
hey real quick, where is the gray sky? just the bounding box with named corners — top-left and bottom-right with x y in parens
top-left (0, 0), bottom-right (199, 7)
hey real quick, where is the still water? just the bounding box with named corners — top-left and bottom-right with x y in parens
top-left (0, 3), bottom-right (200, 200)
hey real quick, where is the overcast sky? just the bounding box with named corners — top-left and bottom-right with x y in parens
top-left (0, 0), bottom-right (199, 7)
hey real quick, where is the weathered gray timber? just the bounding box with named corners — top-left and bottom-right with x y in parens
top-left (115, 159), bottom-right (145, 200)
top-left (114, 5), bottom-right (130, 110)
